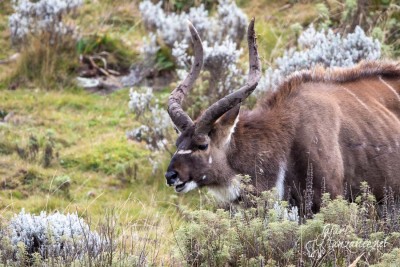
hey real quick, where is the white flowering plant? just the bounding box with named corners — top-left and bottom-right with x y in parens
top-left (2, 210), bottom-right (107, 261)
top-left (127, 87), bottom-right (171, 151)
top-left (258, 25), bottom-right (381, 93)
top-left (134, 0), bottom-right (248, 124)
top-left (9, 0), bottom-right (83, 46)
top-left (128, 87), bottom-right (153, 116)
top-left (7, 0), bottom-right (83, 89)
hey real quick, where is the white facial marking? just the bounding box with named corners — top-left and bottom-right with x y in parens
top-left (208, 156), bottom-right (213, 164)
top-left (208, 177), bottom-right (240, 203)
top-left (180, 181), bottom-right (198, 193)
top-left (202, 175), bottom-right (207, 180)
top-left (379, 76), bottom-right (400, 102)
top-left (341, 86), bottom-right (370, 112)
top-left (225, 115), bottom-right (240, 145)
top-left (176, 149), bottom-right (192, 155)
top-left (275, 162), bottom-right (287, 200)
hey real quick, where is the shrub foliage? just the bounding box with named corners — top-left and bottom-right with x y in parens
top-left (174, 183), bottom-right (400, 266)
top-left (258, 25), bottom-right (381, 93)
top-left (6, 0), bottom-right (82, 89)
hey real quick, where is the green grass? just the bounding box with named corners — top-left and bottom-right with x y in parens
top-left (0, 1), bottom-right (12, 57)
top-left (0, 88), bottom-right (199, 224)
top-left (78, 0), bottom-right (144, 50)
top-left (0, 1), bottom-right (14, 83)
top-left (0, 88), bottom-right (203, 264)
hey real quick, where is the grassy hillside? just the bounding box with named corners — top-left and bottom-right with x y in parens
top-left (2, 89), bottom-right (149, 214)
top-left (0, 88), bottom-right (200, 264)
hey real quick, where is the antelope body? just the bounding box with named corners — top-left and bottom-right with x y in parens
top-left (165, 19), bottom-right (400, 210)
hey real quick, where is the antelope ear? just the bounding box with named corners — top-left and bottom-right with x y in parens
top-left (217, 104), bottom-right (240, 127)
top-left (214, 105), bottom-right (240, 145)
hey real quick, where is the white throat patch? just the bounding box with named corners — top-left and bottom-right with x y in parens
top-left (208, 177), bottom-right (240, 203)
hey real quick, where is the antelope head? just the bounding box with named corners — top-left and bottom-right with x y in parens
top-left (165, 19), bottom-right (261, 198)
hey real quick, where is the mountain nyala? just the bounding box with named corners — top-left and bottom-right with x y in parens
top-left (165, 18), bottom-right (400, 211)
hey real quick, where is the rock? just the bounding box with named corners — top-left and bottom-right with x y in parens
top-left (76, 77), bottom-right (101, 88)
top-left (0, 53), bottom-right (20, 65)
top-left (76, 76), bottom-right (123, 94)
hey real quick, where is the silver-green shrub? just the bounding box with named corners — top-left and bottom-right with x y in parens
top-left (6, 210), bottom-right (105, 260)
top-left (135, 0), bottom-right (247, 96)
top-left (128, 87), bottom-right (153, 116)
top-left (139, 0), bottom-right (246, 47)
top-left (371, 248), bottom-right (400, 267)
top-left (127, 87), bottom-right (170, 151)
top-left (175, 186), bottom-right (400, 266)
top-left (258, 25), bottom-right (381, 93)
top-left (9, 0), bottom-right (83, 45)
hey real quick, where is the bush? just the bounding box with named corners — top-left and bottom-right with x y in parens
top-left (3, 210), bottom-right (105, 261)
top-left (6, 0), bottom-right (83, 89)
top-left (176, 209), bottom-right (231, 266)
top-left (173, 183), bottom-right (400, 266)
top-left (0, 210), bottom-right (166, 266)
top-left (134, 0), bottom-right (247, 117)
top-left (372, 248), bottom-right (400, 267)
top-left (6, 34), bottom-right (79, 89)
top-left (127, 87), bottom-right (171, 151)
top-left (315, 1), bottom-right (400, 57)
top-left (9, 0), bottom-right (82, 46)
top-left (257, 25), bottom-right (381, 93)
top-left (53, 175), bottom-right (71, 195)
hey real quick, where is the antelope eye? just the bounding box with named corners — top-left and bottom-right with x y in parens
top-left (198, 144), bottom-right (208, 150)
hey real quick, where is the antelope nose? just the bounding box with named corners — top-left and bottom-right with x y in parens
top-left (165, 171), bottom-right (178, 186)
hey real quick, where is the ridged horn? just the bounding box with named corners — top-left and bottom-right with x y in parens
top-left (195, 18), bottom-right (261, 135)
top-left (167, 21), bottom-right (204, 132)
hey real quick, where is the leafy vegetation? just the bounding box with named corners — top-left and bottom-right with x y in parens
top-left (77, 34), bottom-right (139, 72)
top-left (173, 181), bottom-right (400, 266)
